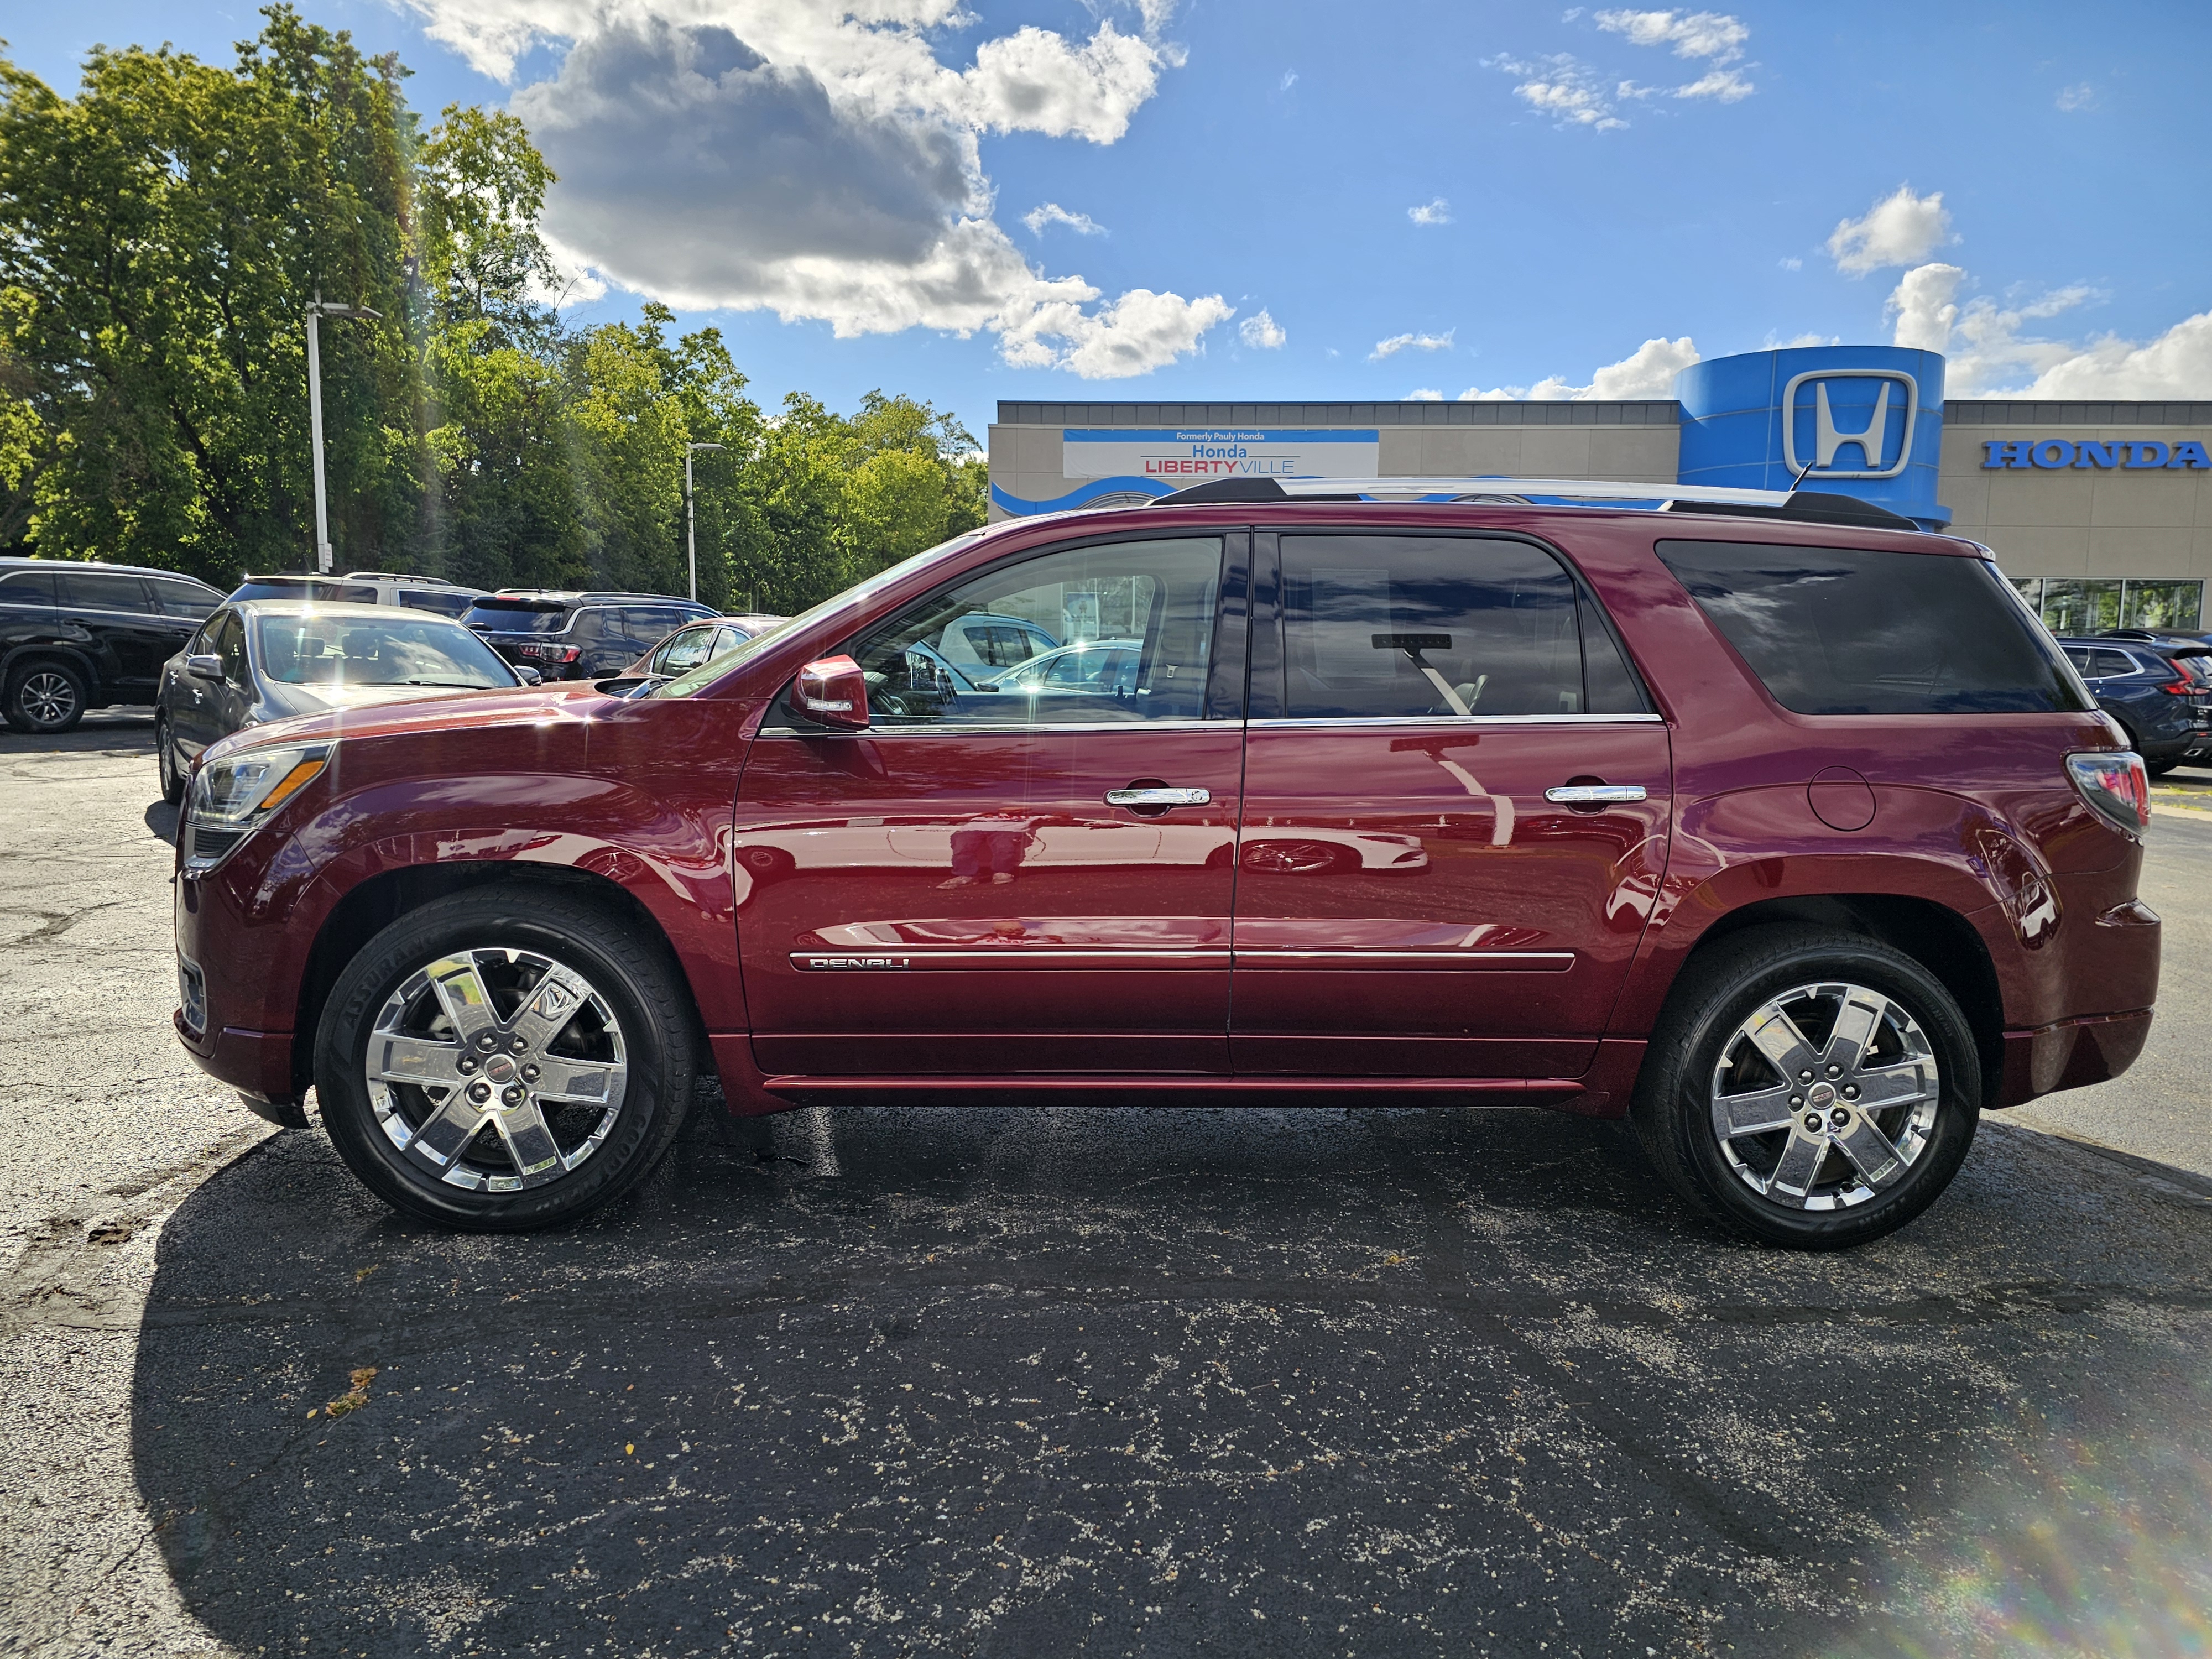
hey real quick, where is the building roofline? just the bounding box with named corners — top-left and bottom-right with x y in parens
top-left (995, 398), bottom-right (2212, 427)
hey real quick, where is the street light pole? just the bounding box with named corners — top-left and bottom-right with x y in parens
top-left (684, 441), bottom-right (725, 604)
top-left (304, 290), bottom-right (382, 575)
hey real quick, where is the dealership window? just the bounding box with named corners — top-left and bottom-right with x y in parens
top-left (2008, 577), bottom-right (2204, 634)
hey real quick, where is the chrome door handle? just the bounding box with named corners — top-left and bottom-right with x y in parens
top-left (1105, 787), bottom-right (1210, 807)
top-left (1545, 784), bottom-right (1647, 804)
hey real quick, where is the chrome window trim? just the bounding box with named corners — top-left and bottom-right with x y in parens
top-left (760, 717), bottom-right (1229, 738)
top-left (1246, 713), bottom-right (1666, 729)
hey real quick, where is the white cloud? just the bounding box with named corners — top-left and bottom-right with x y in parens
top-left (1886, 262), bottom-right (1964, 353)
top-left (962, 22), bottom-right (1166, 143)
top-left (1765, 330), bottom-right (1839, 349)
top-left (998, 285), bottom-right (1234, 379)
top-left (1408, 196), bottom-right (1452, 226)
top-left (1238, 309), bottom-right (1286, 349)
top-left (2016, 311), bottom-right (2212, 398)
top-left (1827, 185), bottom-right (1952, 276)
top-left (1408, 388), bottom-right (1444, 401)
top-left (397, 0), bottom-right (1225, 378)
top-left (1673, 67), bottom-right (1752, 101)
top-left (1495, 54), bottom-right (1627, 129)
top-left (1594, 9), bottom-right (1749, 62)
top-left (1462, 335), bottom-right (1699, 400)
top-left (2056, 82), bottom-right (2096, 113)
top-left (1022, 202), bottom-right (1105, 236)
top-left (1881, 263), bottom-right (2212, 398)
top-left (1280, 70), bottom-right (1298, 91)
top-left (1370, 328), bottom-right (1455, 361)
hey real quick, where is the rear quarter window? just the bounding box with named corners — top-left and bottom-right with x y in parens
top-left (1655, 540), bottom-right (2090, 715)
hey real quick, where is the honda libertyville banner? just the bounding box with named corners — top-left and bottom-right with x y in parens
top-left (1062, 429), bottom-right (1380, 482)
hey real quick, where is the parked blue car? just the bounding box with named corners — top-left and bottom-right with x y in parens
top-left (2055, 633), bottom-right (2212, 774)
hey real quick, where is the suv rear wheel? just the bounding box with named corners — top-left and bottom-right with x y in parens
top-left (1633, 928), bottom-right (1980, 1249)
top-left (5, 659), bottom-right (87, 734)
top-left (314, 888), bottom-right (696, 1230)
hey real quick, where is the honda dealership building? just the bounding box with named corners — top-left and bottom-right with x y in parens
top-left (985, 345), bottom-right (2212, 634)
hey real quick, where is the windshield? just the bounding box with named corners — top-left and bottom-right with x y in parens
top-left (462, 601), bottom-right (570, 633)
top-left (645, 528), bottom-right (993, 701)
top-left (253, 613), bottom-right (519, 688)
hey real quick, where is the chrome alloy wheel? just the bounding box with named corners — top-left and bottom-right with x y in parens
top-left (365, 947), bottom-right (629, 1193)
top-left (17, 669), bottom-right (79, 728)
top-left (1708, 980), bottom-right (1940, 1212)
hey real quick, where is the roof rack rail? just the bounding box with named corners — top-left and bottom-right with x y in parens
top-left (1152, 475), bottom-right (1921, 531)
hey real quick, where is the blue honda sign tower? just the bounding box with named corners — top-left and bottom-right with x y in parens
top-left (1674, 346), bottom-right (1949, 528)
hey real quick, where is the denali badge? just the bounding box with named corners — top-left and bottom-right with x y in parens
top-left (799, 954), bottom-right (912, 971)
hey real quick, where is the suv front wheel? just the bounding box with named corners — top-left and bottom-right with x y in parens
top-left (315, 887), bottom-right (697, 1230)
top-left (1634, 928), bottom-right (1980, 1249)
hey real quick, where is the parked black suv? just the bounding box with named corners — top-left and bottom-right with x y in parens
top-left (461, 592), bottom-right (718, 680)
top-left (2054, 632), bottom-right (2212, 773)
top-left (1, 556), bottom-right (226, 732)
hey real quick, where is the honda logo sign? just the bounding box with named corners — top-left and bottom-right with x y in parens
top-left (1780, 369), bottom-right (1919, 481)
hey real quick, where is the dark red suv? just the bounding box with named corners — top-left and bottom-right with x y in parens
top-left (170, 485), bottom-right (2161, 1247)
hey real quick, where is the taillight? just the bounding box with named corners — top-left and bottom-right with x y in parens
top-left (557, 645), bottom-right (581, 664)
top-left (2158, 678), bottom-right (2194, 695)
top-left (2065, 750), bottom-right (2151, 833)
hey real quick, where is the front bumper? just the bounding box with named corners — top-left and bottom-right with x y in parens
top-left (173, 1006), bottom-right (305, 1124)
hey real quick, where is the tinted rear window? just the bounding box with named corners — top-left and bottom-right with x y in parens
top-left (463, 601), bottom-right (571, 633)
top-left (1655, 540), bottom-right (2089, 715)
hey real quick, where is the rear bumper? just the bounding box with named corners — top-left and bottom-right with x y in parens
top-left (1991, 1009), bottom-right (2153, 1108)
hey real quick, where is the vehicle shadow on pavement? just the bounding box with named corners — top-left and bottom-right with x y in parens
top-left (0, 710), bottom-right (154, 756)
top-left (129, 1101), bottom-right (2212, 1657)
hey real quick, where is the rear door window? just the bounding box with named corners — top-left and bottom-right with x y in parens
top-left (1655, 540), bottom-right (2089, 715)
top-left (2090, 649), bottom-right (2143, 679)
top-left (56, 570), bottom-right (155, 613)
top-left (1277, 535), bottom-right (1647, 719)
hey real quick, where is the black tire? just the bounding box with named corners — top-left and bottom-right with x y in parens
top-left (155, 714), bottom-right (186, 805)
top-left (1631, 927), bottom-right (1980, 1249)
top-left (5, 658), bottom-right (88, 734)
top-left (314, 886), bottom-right (698, 1230)
top-left (2146, 758), bottom-right (2179, 778)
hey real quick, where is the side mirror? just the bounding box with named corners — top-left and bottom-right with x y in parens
top-left (795, 655), bottom-right (869, 731)
top-left (514, 664), bottom-right (544, 686)
top-left (186, 653), bottom-right (224, 681)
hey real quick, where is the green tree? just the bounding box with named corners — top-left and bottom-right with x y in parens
top-left (0, 9), bottom-right (419, 582)
top-left (0, 10), bottom-right (982, 613)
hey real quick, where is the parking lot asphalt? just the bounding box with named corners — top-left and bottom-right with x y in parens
top-left (2, 716), bottom-right (2209, 1658)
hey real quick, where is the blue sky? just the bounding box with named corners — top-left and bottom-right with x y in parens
top-left (11, 1), bottom-right (2211, 437)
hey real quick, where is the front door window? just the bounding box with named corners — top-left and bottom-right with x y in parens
top-left (850, 538), bottom-right (1221, 726)
top-left (734, 534), bottom-right (1245, 1077)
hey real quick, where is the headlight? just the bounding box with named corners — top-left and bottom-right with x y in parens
top-left (182, 743), bottom-right (331, 872)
